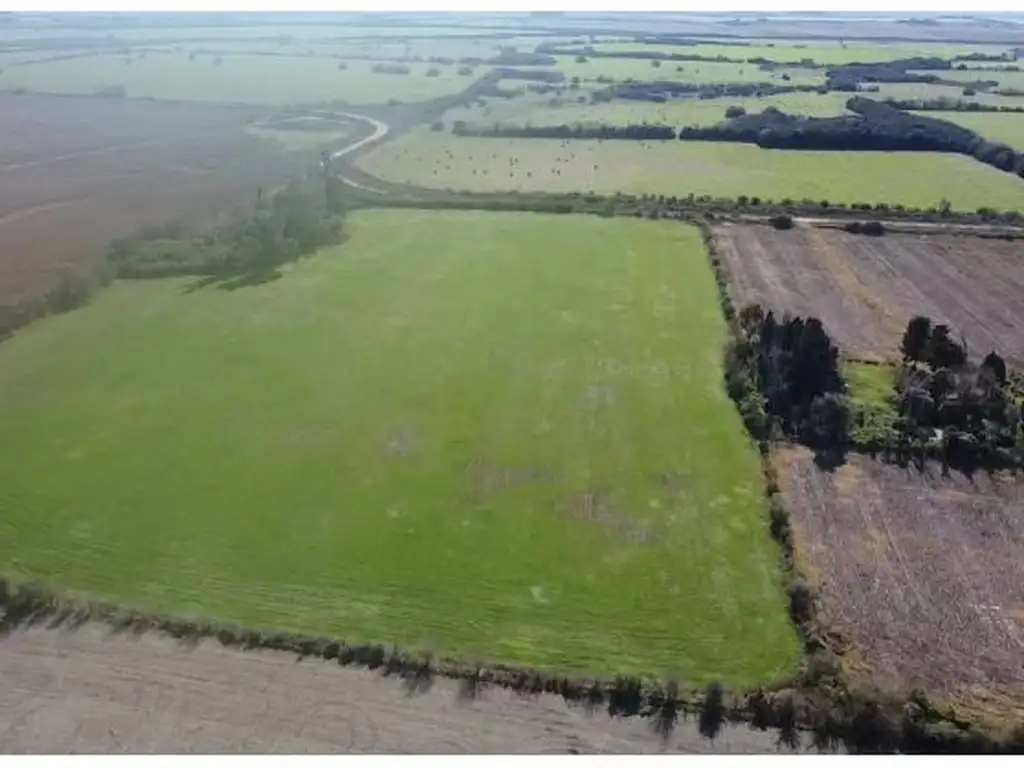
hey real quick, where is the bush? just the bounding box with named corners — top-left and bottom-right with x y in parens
top-left (725, 105), bottom-right (746, 119)
top-left (770, 214), bottom-right (794, 230)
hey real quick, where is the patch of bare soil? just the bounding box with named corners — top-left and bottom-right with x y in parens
top-left (0, 93), bottom-right (311, 305)
top-left (714, 223), bottom-right (1024, 363)
top-left (774, 446), bottom-right (1024, 721)
top-left (0, 625), bottom-right (790, 754)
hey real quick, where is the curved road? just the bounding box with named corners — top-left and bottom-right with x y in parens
top-left (328, 111), bottom-right (390, 194)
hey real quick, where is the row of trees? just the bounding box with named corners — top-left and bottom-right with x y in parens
top-left (451, 121), bottom-right (677, 140)
top-left (677, 98), bottom-right (1024, 178)
top-left (877, 97), bottom-right (1024, 114)
top-left (491, 67), bottom-right (565, 84)
top-left (593, 80), bottom-right (822, 104)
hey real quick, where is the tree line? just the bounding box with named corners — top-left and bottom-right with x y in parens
top-left (877, 97), bottom-right (1024, 114)
top-left (452, 121), bottom-right (677, 140)
top-left (593, 80), bottom-right (823, 104)
top-left (677, 98), bottom-right (1024, 178)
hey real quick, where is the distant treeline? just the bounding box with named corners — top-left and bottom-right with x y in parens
top-left (879, 97), bottom-right (1024, 114)
top-left (825, 57), bottom-right (951, 91)
top-left (492, 67), bottom-right (566, 84)
top-left (537, 43), bottom-right (753, 65)
top-left (678, 97), bottom-right (1024, 177)
top-left (593, 80), bottom-right (823, 104)
top-left (452, 121), bottom-right (676, 140)
top-left (450, 97), bottom-right (1024, 179)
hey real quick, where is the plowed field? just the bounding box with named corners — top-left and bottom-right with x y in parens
top-left (774, 447), bottom-right (1024, 721)
top-left (714, 223), bottom-right (1024, 363)
top-left (0, 93), bottom-right (308, 305)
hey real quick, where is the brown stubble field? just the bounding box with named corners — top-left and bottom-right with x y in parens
top-left (774, 446), bottom-right (1024, 722)
top-left (0, 93), bottom-right (312, 305)
top-left (713, 223), bottom-right (1024, 363)
top-left (0, 624), bottom-right (794, 754)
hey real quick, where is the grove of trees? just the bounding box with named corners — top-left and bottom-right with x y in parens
top-left (678, 98), bottom-right (1024, 178)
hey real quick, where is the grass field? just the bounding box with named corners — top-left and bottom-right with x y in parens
top-left (593, 41), bottom-right (1015, 66)
top-left (0, 210), bottom-right (799, 683)
top-left (361, 130), bottom-right (1024, 211)
top-left (446, 92), bottom-right (852, 129)
top-left (0, 52), bottom-right (475, 105)
top-left (554, 55), bottom-right (825, 86)
top-left (844, 362), bottom-right (898, 445)
top-left (912, 110), bottom-right (1024, 147)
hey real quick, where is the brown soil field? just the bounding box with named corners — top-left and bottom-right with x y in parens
top-left (0, 93), bottom-right (312, 305)
top-left (714, 223), bottom-right (1024, 363)
top-left (0, 625), bottom-right (793, 754)
top-left (774, 447), bottom-right (1024, 722)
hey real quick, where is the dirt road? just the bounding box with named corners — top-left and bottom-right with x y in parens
top-left (0, 625), bottom-right (796, 754)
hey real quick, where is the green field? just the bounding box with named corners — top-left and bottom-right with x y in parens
top-left (554, 55), bottom-right (825, 86)
top-left (0, 210), bottom-right (799, 683)
top-left (361, 130), bottom-right (1024, 210)
top-left (0, 52), bottom-right (476, 105)
top-left (912, 110), bottom-right (1024, 147)
top-left (845, 362), bottom-right (899, 445)
top-left (446, 91), bottom-right (852, 129)
top-left (593, 40), bottom-right (1015, 66)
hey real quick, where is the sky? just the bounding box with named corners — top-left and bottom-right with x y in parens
top-left (3, 2), bottom-right (1023, 14)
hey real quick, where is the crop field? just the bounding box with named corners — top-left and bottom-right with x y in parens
top-left (0, 52), bottom-right (475, 105)
top-left (0, 209), bottom-right (800, 682)
top-left (360, 130), bottom-right (1024, 211)
top-left (0, 92), bottom-right (307, 306)
top-left (712, 223), bottom-right (1024, 363)
top-left (774, 446), bottom-right (1024, 720)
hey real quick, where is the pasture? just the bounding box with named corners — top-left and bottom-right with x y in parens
top-left (360, 129), bottom-right (1024, 211)
top-left (592, 40), bottom-right (1015, 66)
top-left (447, 91), bottom-right (852, 129)
top-left (0, 52), bottom-right (474, 105)
top-left (912, 110), bottom-right (1024, 148)
top-left (553, 55), bottom-right (825, 86)
top-left (0, 209), bottom-right (799, 682)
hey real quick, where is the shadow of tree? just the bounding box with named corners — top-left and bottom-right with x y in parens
top-left (183, 269), bottom-right (283, 294)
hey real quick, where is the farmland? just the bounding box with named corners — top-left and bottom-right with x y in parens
top-left (446, 91), bottom-right (853, 129)
top-left (0, 209), bottom-right (799, 682)
top-left (0, 52), bottom-right (474, 105)
top-left (591, 40), bottom-right (1016, 66)
top-left (774, 447), bottom-right (1024, 720)
top-left (713, 223), bottom-right (1024, 363)
top-left (4, 8), bottom-right (1024, 753)
top-left (0, 92), bottom-right (309, 306)
top-left (552, 56), bottom-right (825, 87)
top-left (360, 130), bottom-right (1024, 211)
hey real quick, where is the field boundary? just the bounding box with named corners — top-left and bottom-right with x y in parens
top-left (2, 578), bottom-right (1020, 753)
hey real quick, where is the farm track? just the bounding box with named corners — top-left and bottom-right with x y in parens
top-left (0, 624), bottom-right (795, 754)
